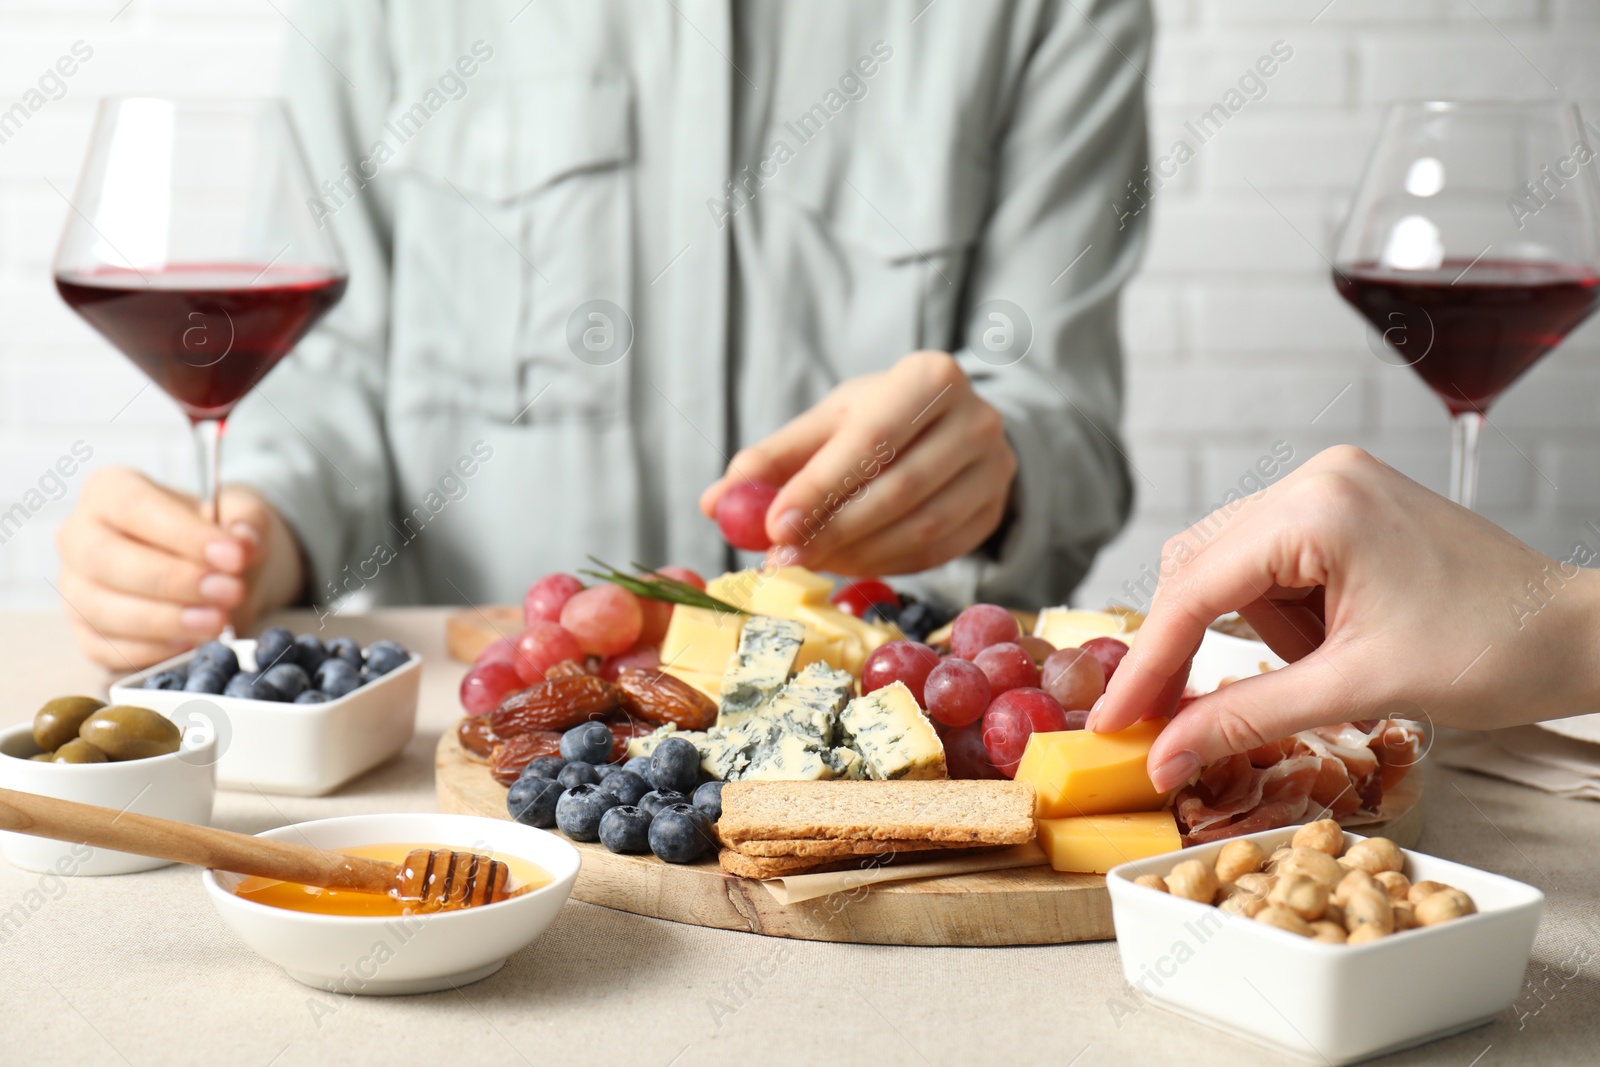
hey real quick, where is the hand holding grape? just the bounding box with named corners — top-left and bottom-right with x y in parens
top-left (1088, 446), bottom-right (1600, 793)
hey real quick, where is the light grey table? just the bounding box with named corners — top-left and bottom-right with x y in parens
top-left (1, 608), bottom-right (1596, 1067)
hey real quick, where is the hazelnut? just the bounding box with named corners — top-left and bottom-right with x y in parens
top-left (1342, 837), bottom-right (1404, 875)
top-left (1255, 905), bottom-right (1314, 937)
top-left (1279, 846), bottom-right (1343, 888)
top-left (1220, 891), bottom-right (1266, 918)
top-left (1268, 873), bottom-right (1330, 921)
top-left (1346, 923), bottom-right (1388, 945)
top-left (1392, 900), bottom-right (1417, 931)
top-left (1415, 887), bottom-right (1476, 926)
top-left (1374, 871), bottom-right (1411, 902)
top-left (1310, 920), bottom-right (1347, 943)
top-left (1166, 859), bottom-right (1220, 904)
top-left (1215, 839), bottom-right (1267, 884)
top-left (1234, 872), bottom-right (1274, 898)
top-left (1292, 819), bottom-right (1345, 856)
top-left (1407, 879), bottom-right (1451, 905)
top-left (1322, 900), bottom-right (1344, 928)
top-left (1134, 874), bottom-right (1168, 893)
top-left (1344, 886), bottom-right (1395, 935)
top-left (1333, 868), bottom-right (1378, 908)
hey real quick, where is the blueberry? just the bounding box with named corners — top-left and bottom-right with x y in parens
top-left (507, 774), bottom-right (564, 828)
top-left (555, 783), bottom-right (619, 841)
top-left (224, 671), bottom-right (283, 701)
top-left (293, 634), bottom-right (328, 676)
top-left (864, 601), bottom-right (902, 625)
top-left (600, 770), bottom-right (650, 806)
top-left (326, 636), bottom-right (363, 670)
top-left (184, 667), bottom-right (228, 695)
top-left (524, 756), bottom-right (567, 780)
top-left (649, 737), bottom-right (701, 794)
top-left (294, 689), bottom-right (331, 704)
top-left (623, 756), bottom-right (654, 780)
top-left (649, 804), bottom-right (714, 863)
top-left (897, 601), bottom-right (953, 644)
top-left (144, 668), bottom-right (188, 691)
top-left (192, 640), bottom-right (239, 676)
top-left (598, 805), bottom-right (653, 854)
top-left (593, 763), bottom-right (620, 781)
top-left (254, 627), bottom-right (297, 670)
top-left (364, 640), bottom-right (410, 676)
top-left (560, 721), bottom-right (614, 764)
top-left (556, 761), bottom-right (599, 790)
top-left (692, 781), bottom-right (725, 822)
top-left (262, 663), bottom-right (309, 700)
top-left (314, 659), bottom-right (361, 699)
top-left (639, 789), bottom-right (687, 818)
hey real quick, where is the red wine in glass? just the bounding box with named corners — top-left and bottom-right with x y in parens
top-left (55, 264), bottom-right (348, 421)
top-left (1334, 258), bottom-right (1600, 415)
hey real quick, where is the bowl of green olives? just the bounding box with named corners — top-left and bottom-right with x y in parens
top-left (0, 697), bottom-right (216, 875)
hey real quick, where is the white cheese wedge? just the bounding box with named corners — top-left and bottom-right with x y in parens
top-left (838, 681), bottom-right (948, 781)
top-left (1033, 608), bottom-right (1136, 651)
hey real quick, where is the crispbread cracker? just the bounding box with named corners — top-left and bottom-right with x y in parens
top-left (718, 780), bottom-right (1034, 846)
top-left (729, 837), bottom-right (980, 858)
top-left (717, 850), bottom-right (862, 879)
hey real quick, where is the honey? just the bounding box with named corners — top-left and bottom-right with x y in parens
top-left (231, 842), bottom-right (551, 917)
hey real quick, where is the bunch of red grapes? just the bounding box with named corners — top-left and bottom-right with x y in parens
top-left (457, 567), bottom-right (706, 715)
top-left (860, 604), bottom-right (1130, 780)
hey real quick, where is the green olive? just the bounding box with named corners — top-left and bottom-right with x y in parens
top-left (78, 705), bottom-right (181, 761)
top-left (51, 738), bottom-right (110, 764)
top-left (33, 695), bottom-right (106, 753)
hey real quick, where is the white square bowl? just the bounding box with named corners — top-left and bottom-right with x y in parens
top-left (110, 638), bottom-right (420, 797)
top-left (1106, 828), bottom-right (1543, 1065)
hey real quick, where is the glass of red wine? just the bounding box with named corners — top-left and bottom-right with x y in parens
top-left (54, 97), bottom-right (347, 527)
top-left (1333, 101), bottom-right (1600, 508)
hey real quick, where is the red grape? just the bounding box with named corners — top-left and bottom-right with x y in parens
top-left (715, 480), bottom-right (780, 551)
top-left (1041, 647), bottom-right (1106, 711)
top-left (474, 635), bottom-right (519, 668)
top-left (599, 643), bottom-right (662, 681)
top-left (653, 565), bottom-right (706, 591)
top-left (1016, 634), bottom-right (1055, 665)
top-left (524, 573), bottom-right (584, 626)
top-left (637, 597), bottom-right (673, 647)
top-left (1081, 637), bottom-right (1131, 680)
top-left (560, 585), bottom-right (644, 657)
top-left (1063, 708), bottom-right (1091, 731)
top-left (512, 621), bottom-right (584, 684)
top-left (982, 687), bottom-right (1070, 777)
top-left (459, 661), bottom-right (523, 716)
top-left (936, 720), bottom-right (1006, 780)
top-left (861, 640), bottom-right (940, 705)
top-left (950, 603), bottom-right (1020, 659)
top-left (923, 657), bottom-right (991, 727)
top-left (830, 578), bottom-right (900, 618)
top-left (973, 642), bottom-right (1041, 697)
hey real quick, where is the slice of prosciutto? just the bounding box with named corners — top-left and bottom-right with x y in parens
top-left (1173, 719), bottom-right (1424, 844)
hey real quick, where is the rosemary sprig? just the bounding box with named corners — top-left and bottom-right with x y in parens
top-left (580, 557), bottom-right (747, 615)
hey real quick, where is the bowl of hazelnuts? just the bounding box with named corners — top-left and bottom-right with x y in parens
top-left (1106, 820), bottom-right (1543, 1065)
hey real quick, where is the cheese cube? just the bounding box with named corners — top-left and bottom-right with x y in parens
top-left (793, 603), bottom-right (899, 653)
top-left (1033, 608), bottom-right (1134, 651)
top-left (1036, 811), bottom-right (1182, 874)
top-left (838, 681), bottom-right (947, 780)
top-left (660, 605), bottom-right (744, 675)
top-left (717, 616), bottom-right (806, 725)
top-left (1015, 720), bottom-right (1168, 819)
top-left (747, 566), bottom-right (835, 616)
top-left (661, 665), bottom-right (723, 701)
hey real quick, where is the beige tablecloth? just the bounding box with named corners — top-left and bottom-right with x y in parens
top-left (2, 608), bottom-right (1597, 1067)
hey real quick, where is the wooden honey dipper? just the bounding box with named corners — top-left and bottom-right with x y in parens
top-left (0, 786), bottom-right (510, 910)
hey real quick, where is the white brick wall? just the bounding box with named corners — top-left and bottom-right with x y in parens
top-left (0, 2), bottom-right (1597, 611)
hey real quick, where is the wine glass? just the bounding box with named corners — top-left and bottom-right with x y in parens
top-left (1333, 101), bottom-right (1600, 508)
top-left (54, 97), bottom-right (347, 527)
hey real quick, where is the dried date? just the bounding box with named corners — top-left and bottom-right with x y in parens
top-left (489, 674), bottom-right (620, 737)
top-left (614, 668), bottom-right (717, 730)
top-left (489, 731), bottom-right (563, 785)
top-left (457, 715), bottom-right (500, 760)
top-left (544, 659), bottom-right (591, 680)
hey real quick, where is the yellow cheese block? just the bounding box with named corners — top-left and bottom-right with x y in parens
top-left (1036, 811), bottom-right (1182, 874)
top-left (748, 566), bottom-right (835, 616)
top-left (1015, 719), bottom-right (1169, 819)
top-left (659, 605), bottom-right (744, 675)
top-left (793, 602), bottom-right (899, 652)
top-left (794, 627), bottom-right (858, 676)
top-left (1033, 608), bottom-right (1135, 651)
top-left (661, 664), bottom-right (723, 701)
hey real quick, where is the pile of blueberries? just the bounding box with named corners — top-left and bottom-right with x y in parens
top-left (507, 728), bottom-right (721, 864)
top-left (142, 627), bottom-right (412, 704)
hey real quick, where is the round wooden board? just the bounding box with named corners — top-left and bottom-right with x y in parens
top-left (436, 731), bottom-right (1425, 947)
top-left (445, 606), bottom-right (522, 663)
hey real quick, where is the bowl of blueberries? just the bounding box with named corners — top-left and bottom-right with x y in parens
top-left (109, 627), bottom-right (420, 797)
top-left (508, 728), bottom-right (723, 865)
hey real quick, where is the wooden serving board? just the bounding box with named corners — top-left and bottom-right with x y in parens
top-left (436, 731), bottom-right (1425, 947)
top-left (446, 606), bottom-right (523, 663)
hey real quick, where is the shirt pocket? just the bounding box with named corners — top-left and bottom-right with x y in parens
top-left (388, 74), bottom-right (635, 424)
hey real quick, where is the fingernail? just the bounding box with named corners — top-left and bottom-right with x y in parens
top-left (771, 509), bottom-right (806, 545)
top-left (1150, 751), bottom-right (1201, 793)
top-left (1085, 695), bottom-right (1106, 731)
top-left (198, 573), bottom-right (243, 605)
top-left (228, 522), bottom-right (261, 549)
top-left (203, 540), bottom-right (243, 572)
top-left (180, 606), bottom-right (225, 635)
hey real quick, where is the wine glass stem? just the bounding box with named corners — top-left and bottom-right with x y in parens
top-left (192, 418), bottom-right (224, 523)
top-left (1450, 410), bottom-right (1485, 510)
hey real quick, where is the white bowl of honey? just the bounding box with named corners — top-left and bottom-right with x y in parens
top-left (202, 812), bottom-right (580, 994)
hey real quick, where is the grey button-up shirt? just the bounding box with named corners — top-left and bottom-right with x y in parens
top-left (223, 0), bottom-right (1151, 612)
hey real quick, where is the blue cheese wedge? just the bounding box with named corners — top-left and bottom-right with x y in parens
top-left (838, 681), bottom-right (948, 781)
top-left (718, 616), bottom-right (806, 727)
top-left (734, 663), bottom-right (855, 780)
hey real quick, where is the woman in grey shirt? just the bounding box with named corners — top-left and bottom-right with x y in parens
top-left (56, 0), bottom-right (1151, 668)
